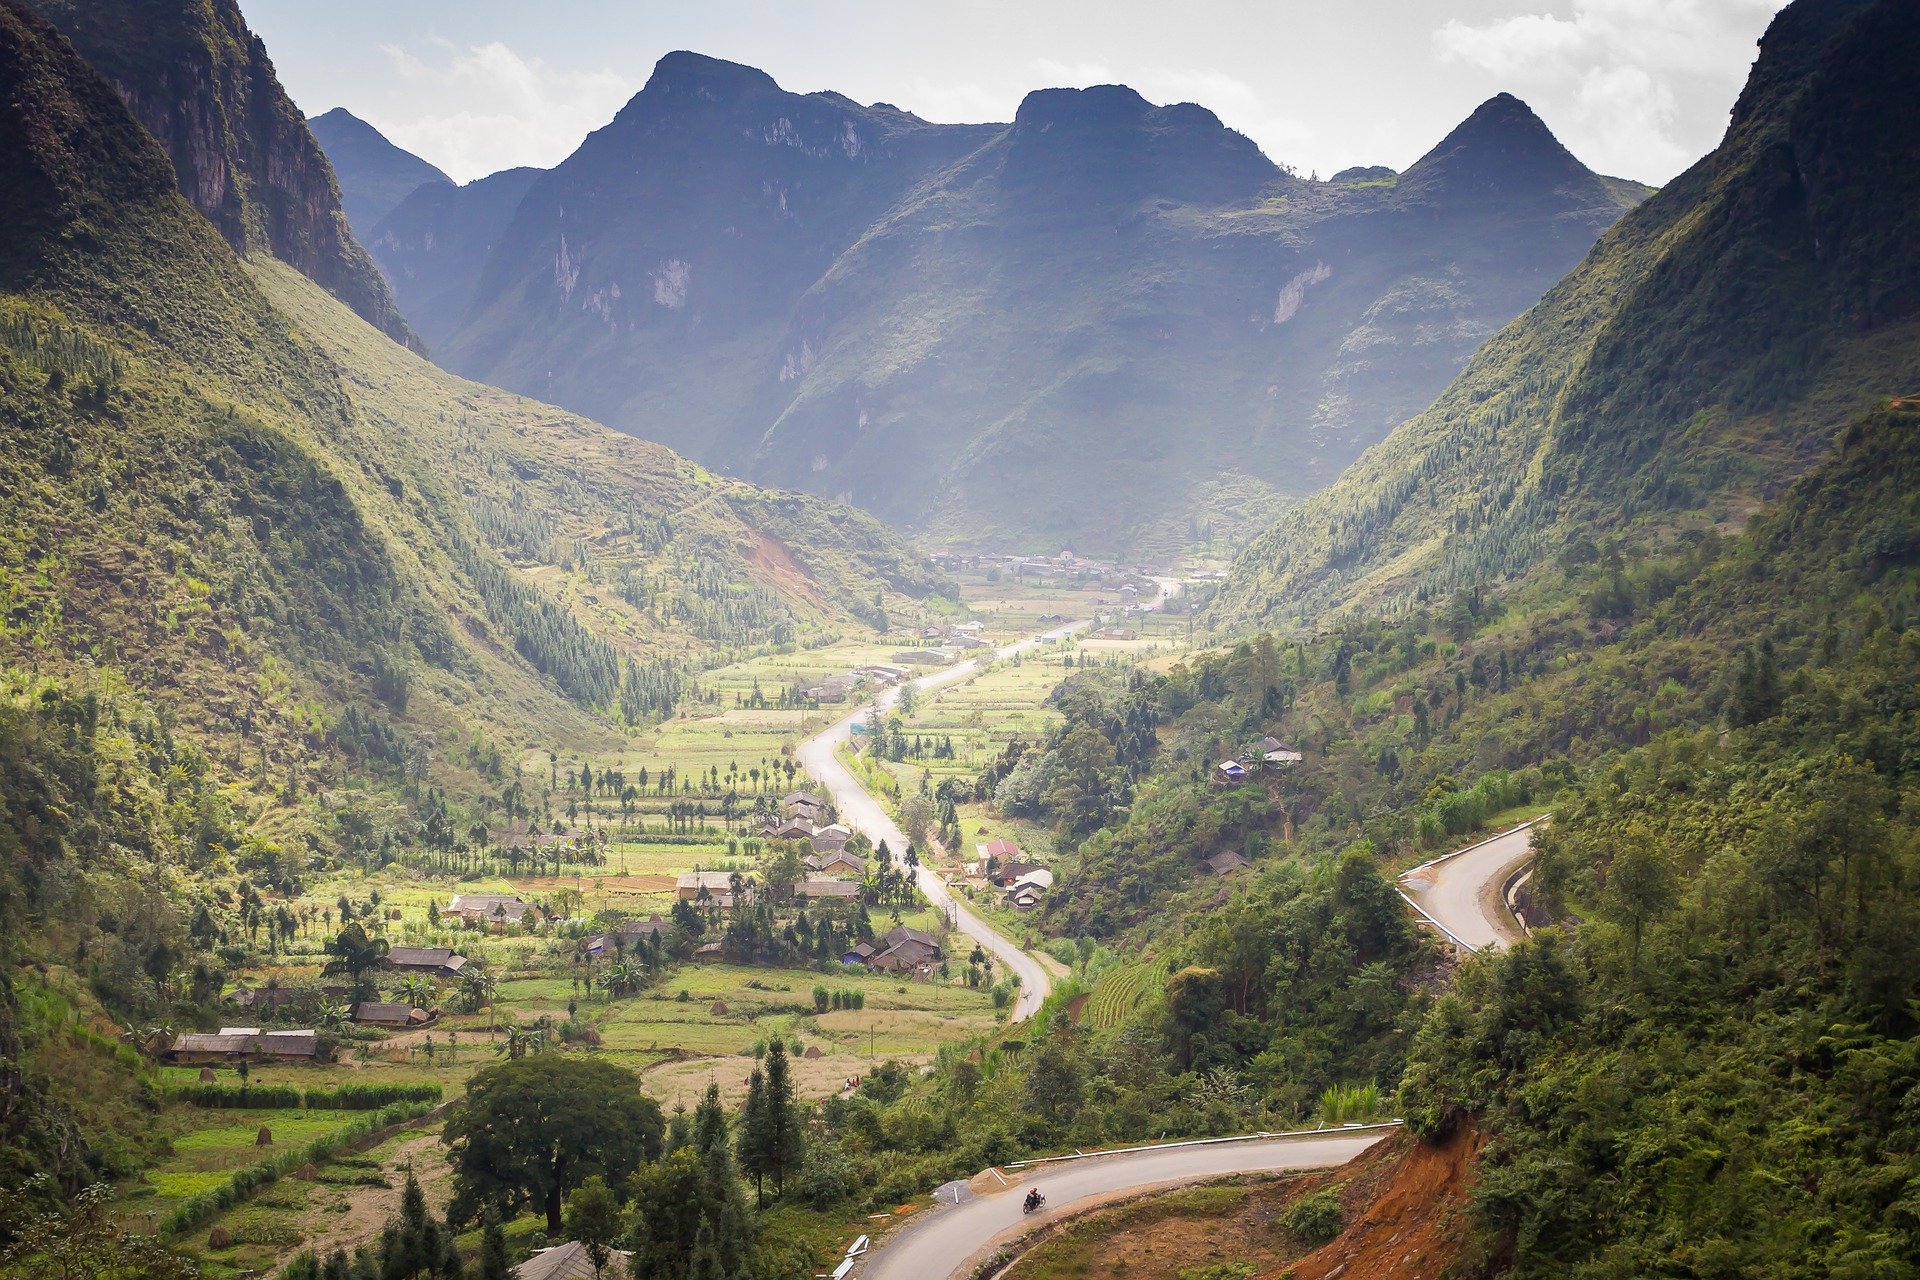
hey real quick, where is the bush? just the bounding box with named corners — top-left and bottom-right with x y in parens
top-left (171, 1084), bottom-right (302, 1109)
top-left (305, 1082), bottom-right (442, 1110)
top-left (1281, 1188), bottom-right (1344, 1244)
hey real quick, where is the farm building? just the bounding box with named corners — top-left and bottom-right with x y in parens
top-left (352, 1003), bottom-right (433, 1029)
top-left (515, 1241), bottom-right (633, 1280)
top-left (166, 1028), bottom-right (318, 1064)
top-left (797, 877), bottom-right (861, 901)
top-left (1216, 760), bottom-right (1249, 782)
top-left (385, 947), bottom-right (467, 976)
top-left (1206, 850), bottom-right (1253, 877)
top-left (1260, 736), bottom-right (1304, 766)
top-left (677, 871), bottom-right (753, 905)
top-left (446, 893), bottom-right (530, 925)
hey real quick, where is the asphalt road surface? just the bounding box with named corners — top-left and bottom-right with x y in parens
top-left (858, 1130), bottom-right (1394, 1280)
top-left (795, 579), bottom-right (1180, 1021)
top-left (1397, 823), bottom-right (1539, 952)
top-left (795, 617), bottom-right (1093, 1019)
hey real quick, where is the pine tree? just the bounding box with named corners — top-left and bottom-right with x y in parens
top-left (737, 1065), bottom-right (770, 1205)
top-left (478, 1217), bottom-right (511, 1280)
top-left (763, 1040), bottom-right (805, 1197)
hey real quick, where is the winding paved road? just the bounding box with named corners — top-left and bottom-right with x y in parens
top-left (796, 580), bottom-right (1180, 1021)
top-left (1396, 821), bottom-right (1541, 952)
top-left (795, 623), bottom-right (1085, 1020)
top-left (859, 1129), bottom-right (1395, 1280)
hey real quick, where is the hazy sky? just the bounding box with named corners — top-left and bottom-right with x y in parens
top-left (243, 0), bottom-right (1787, 187)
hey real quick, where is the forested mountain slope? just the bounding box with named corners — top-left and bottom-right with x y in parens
top-left (1211, 0), bottom-right (1918, 629)
top-left (308, 106), bottom-right (451, 241)
top-left (0, 0), bottom-right (947, 1195)
top-left (26, 0), bottom-right (417, 347)
top-left (391, 52), bottom-right (1645, 556)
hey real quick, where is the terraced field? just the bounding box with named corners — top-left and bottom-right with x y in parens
top-left (1087, 959), bottom-right (1172, 1030)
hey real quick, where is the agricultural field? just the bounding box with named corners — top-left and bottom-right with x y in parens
top-left (1086, 959), bottom-right (1172, 1030)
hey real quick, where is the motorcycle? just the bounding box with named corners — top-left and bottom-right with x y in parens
top-left (1023, 1189), bottom-right (1046, 1215)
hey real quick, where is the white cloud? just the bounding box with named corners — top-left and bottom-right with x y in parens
top-left (1433, 0), bottom-right (1785, 181)
top-left (1031, 57), bottom-right (1118, 87)
top-left (370, 40), bottom-right (639, 182)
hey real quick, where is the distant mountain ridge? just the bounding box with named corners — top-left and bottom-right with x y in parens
top-left (1209, 0), bottom-right (1920, 629)
top-left (309, 106), bottom-right (451, 240)
top-left (337, 51), bottom-right (1649, 557)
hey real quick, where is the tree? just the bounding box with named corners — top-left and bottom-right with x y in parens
top-left (477, 1216), bottom-right (511, 1280)
top-left (562, 1176), bottom-right (622, 1278)
top-left (443, 1056), bottom-right (663, 1234)
top-left (322, 922), bottom-right (389, 998)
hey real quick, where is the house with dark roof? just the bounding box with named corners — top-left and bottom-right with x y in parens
top-left (797, 877), bottom-right (861, 901)
top-left (783, 792), bottom-right (830, 821)
top-left (805, 848), bottom-right (866, 877)
top-left (810, 824), bottom-right (854, 853)
top-left (1205, 850), bottom-right (1253, 877)
top-left (384, 947), bottom-right (467, 976)
top-left (768, 818), bottom-right (816, 841)
top-left (353, 1002), bottom-right (434, 1029)
top-left (166, 1028), bottom-right (318, 1063)
top-left (587, 916), bottom-right (672, 958)
top-left (514, 1240), bottom-right (633, 1280)
top-left (863, 925), bottom-right (943, 974)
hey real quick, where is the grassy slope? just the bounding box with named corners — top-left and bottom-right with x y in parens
top-left (1210, 0), bottom-right (1919, 631)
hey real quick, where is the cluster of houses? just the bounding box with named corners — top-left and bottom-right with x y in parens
top-left (803, 662), bottom-right (917, 704)
top-left (927, 549), bottom-right (1140, 587)
top-left (969, 838), bottom-right (1054, 911)
top-left (1216, 736), bottom-right (1304, 784)
top-left (669, 792), bottom-right (873, 913)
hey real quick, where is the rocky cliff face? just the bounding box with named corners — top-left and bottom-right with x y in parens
top-left (29, 0), bottom-right (417, 348)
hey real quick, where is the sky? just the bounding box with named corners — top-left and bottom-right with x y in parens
top-left (243, 0), bottom-right (1789, 187)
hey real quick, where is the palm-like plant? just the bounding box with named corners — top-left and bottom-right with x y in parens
top-left (392, 975), bottom-right (433, 1008)
top-left (318, 999), bottom-right (351, 1034)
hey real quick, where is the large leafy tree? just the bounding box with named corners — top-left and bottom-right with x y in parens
top-left (443, 1057), bottom-right (663, 1234)
top-left (321, 922), bottom-right (389, 999)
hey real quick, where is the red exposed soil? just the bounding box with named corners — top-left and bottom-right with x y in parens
top-left (1269, 1127), bottom-right (1483, 1280)
top-left (745, 533), bottom-right (827, 612)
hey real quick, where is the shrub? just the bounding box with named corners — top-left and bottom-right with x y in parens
top-left (1281, 1188), bottom-right (1344, 1244)
top-left (170, 1084), bottom-right (302, 1109)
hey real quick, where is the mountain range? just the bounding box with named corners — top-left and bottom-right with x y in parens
top-left (326, 58), bottom-right (1651, 556)
top-left (309, 105), bottom-right (452, 241)
top-left (1, 0), bottom-right (949, 803)
top-left (1208, 0), bottom-right (1920, 629)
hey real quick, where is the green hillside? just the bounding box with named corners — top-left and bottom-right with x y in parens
top-left (396, 53), bottom-right (1645, 558)
top-left (1209, 0), bottom-right (1917, 630)
top-left (0, 0), bottom-right (949, 1199)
